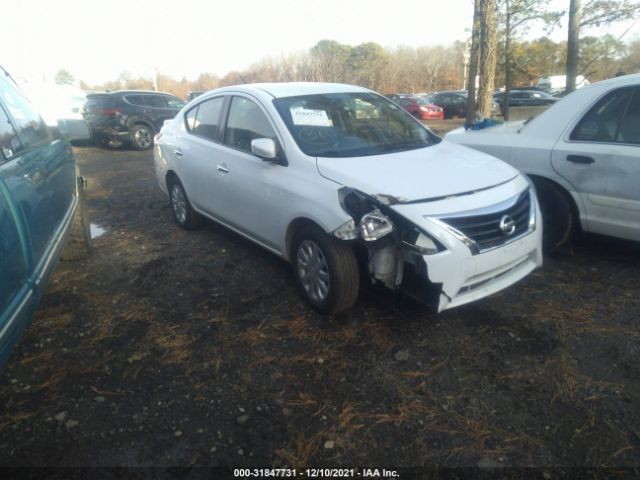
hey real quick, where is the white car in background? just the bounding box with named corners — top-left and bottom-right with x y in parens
top-left (20, 82), bottom-right (86, 126)
top-left (154, 83), bottom-right (542, 314)
top-left (447, 74), bottom-right (640, 250)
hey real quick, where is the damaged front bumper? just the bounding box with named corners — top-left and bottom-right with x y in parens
top-left (338, 176), bottom-right (543, 312)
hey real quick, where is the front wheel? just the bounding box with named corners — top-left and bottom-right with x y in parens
top-left (292, 226), bottom-right (359, 314)
top-left (130, 124), bottom-right (154, 150)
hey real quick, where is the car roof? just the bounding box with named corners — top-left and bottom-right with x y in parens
top-left (86, 90), bottom-right (175, 96)
top-left (592, 72), bottom-right (640, 88)
top-left (209, 82), bottom-right (371, 99)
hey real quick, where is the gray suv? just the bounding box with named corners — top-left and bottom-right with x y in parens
top-left (82, 91), bottom-right (185, 150)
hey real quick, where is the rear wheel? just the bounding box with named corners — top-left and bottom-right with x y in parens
top-left (168, 177), bottom-right (203, 230)
top-left (291, 225), bottom-right (359, 314)
top-left (130, 124), bottom-right (154, 150)
top-left (534, 178), bottom-right (575, 252)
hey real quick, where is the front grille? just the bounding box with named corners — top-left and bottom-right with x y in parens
top-left (440, 189), bottom-right (531, 252)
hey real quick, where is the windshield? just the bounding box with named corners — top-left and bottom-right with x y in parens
top-left (273, 92), bottom-right (440, 158)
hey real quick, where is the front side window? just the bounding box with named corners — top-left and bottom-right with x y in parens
top-left (0, 105), bottom-right (22, 160)
top-left (571, 87), bottom-right (633, 143)
top-left (273, 92), bottom-right (439, 158)
top-left (224, 96), bottom-right (276, 153)
top-left (186, 96), bottom-right (224, 141)
top-left (0, 78), bottom-right (48, 147)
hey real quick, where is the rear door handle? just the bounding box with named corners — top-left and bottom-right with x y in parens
top-left (217, 165), bottom-right (229, 174)
top-left (174, 150), bottom-right (183, 157)
top-left (567, 155), bottom-right (595, 164)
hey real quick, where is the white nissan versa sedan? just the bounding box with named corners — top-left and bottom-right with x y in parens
top-left (153, 83), bottom-right (542, 314)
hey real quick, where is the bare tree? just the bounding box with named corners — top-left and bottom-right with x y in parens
top-left (477, 0), bottom-right (498, 117)
top-left (500, 0), bottom-right (561, 119)
top-left (466, 0), bottom-right (482, 123)
top-left (566, 0), bottom-right (640, 92)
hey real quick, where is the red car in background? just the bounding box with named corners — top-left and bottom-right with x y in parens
top-left (389, 94), bottom-right (444, 120)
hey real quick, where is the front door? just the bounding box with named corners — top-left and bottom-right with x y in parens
top-left (214, 95), bottom-right (288, 251)
top-left (551, 85), bottom-right (640, 241)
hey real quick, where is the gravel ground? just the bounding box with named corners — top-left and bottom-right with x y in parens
top-left (0, 119), bottom-right (639, 473)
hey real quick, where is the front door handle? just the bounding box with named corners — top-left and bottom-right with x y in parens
top-left (217, 165), bottom-right (229, 174)
top-left (174, 150), bottom-right (183, 157)
top-left (567, 154), bottom-right (595, 164)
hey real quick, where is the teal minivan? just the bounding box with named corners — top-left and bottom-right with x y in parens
top-left (0, 69), bottom-right (91, 367)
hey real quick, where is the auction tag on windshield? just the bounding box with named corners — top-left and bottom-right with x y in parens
top-left (290, 108), bottom-right (332, 127)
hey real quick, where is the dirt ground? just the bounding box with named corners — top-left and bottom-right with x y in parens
top-left (1, 119), bottom-right (639, 473)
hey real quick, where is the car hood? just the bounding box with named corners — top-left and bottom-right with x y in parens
top-left (316, 140), bottom-right (519, 204)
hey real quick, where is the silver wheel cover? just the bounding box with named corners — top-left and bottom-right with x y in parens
top-left (296, 240), bottom-right (330, 302)
top-left (171, 184), bottom-right (187, 224)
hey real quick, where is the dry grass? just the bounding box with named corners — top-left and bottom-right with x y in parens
top-left (534, 300), bottom-right (639, 341)
top-left (146, 322), bottom-right (196, 365)
top-left (544, 352), bottom-right (624, 404)
top-left (274, 431), bottom-right (322, 467)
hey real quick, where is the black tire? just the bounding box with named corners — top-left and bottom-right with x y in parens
top-left (130, 124), bottom-right (154, 150)
top-left (168, 176), bottom-right (203, 230)
top-left (291, 225), bottom-right (359, 314)
top-left (61, 178), bottom-right (92, 261)
top-left (533, 178), bottom-right (575, 253)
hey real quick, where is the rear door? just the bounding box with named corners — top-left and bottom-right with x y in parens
top-left (0, 103), bottom-right (34, 362)
top-left (551, 85), bottom-right (640, 240)
top-left (172, 95), bottom-right (227, 215)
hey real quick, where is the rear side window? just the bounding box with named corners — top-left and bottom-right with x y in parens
top-left (0, 79), bottom-right (48, 147)
top-left (0, 105), bottom-right (22, 160)
top-left (142, 95), bottom-right (166, 108)
top-left (186, 97), bottom-right (224, 141)
top-left (84, 95), bottom-right (114, 110)
top-left (124, 95), bottom-right (145, 106)
top-left (571, 87), bottom-right (633, 143)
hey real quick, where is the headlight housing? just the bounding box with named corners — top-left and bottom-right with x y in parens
top-left (359, 209), bottom-right (394, 241)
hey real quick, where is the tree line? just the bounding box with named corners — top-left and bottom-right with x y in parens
top-left (75, 34), bottom-right (638, 101)
top-left (70, 0), bottom-right (639, 110)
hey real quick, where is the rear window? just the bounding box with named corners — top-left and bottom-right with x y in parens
top-left (85, 95), bottom-right (114, 109)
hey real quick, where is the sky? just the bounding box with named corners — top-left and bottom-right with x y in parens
top-left (2, 0), bottom-right (639, 86)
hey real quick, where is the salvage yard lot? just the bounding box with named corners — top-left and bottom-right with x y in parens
top-left (1, 120), bottom-right (639, 469)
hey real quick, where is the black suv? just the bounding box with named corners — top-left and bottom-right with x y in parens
top-left (82, 91), bottom-right (185, 150)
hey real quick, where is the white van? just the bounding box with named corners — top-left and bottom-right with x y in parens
top-left (537, 75), bottom-right (589, 92)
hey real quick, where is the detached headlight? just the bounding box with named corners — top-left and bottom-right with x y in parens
top-left (359, 209), bottom-right (394, 241)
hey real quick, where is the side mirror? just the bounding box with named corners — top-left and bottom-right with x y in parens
top-left (57, 119), bottom-right (91, 141)
top-left (251, 138), bottom-right (277, 159)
